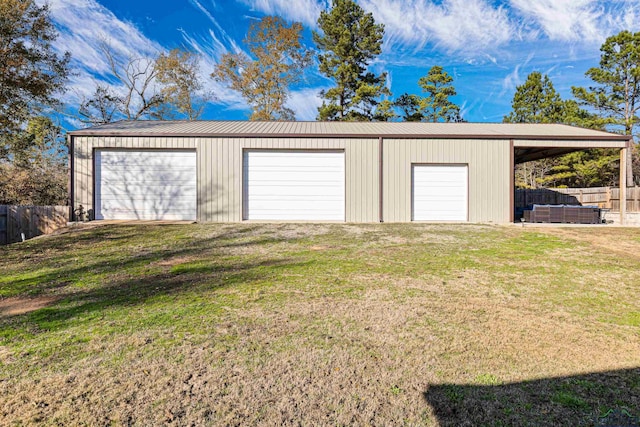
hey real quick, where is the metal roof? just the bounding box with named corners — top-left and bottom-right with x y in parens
top-left (69, 120), bottom-right (630, 141)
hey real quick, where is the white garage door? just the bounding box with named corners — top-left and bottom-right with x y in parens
top-left (244, 151), bottom-right (345, 221)
top-left (95, 150), bottom-right (197, 220)
top-left (413, 164), bottom-right (468, 221)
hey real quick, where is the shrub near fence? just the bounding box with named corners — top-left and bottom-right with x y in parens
top-left (0, 205), bottom-right (68, 245)
top-left (516, 187), bottom-right (640, 212)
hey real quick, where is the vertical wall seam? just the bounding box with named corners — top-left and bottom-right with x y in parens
top-left (509, 139), bottom-right (514, 223)
top-left (379, 137), bottom-right (384, 222)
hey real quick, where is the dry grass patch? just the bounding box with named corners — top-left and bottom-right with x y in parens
top-left (0, 223), bottom-right (639, 426)
top-left (0, 296), bottom-right (59, 317)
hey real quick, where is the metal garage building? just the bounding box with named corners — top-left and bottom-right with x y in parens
top-left (69, 121), bottom-right (631, 224)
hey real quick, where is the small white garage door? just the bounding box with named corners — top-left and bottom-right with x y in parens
top-left (243, 151), bottom-right (345, 221)
top-left (95, 150), bottom-right (197, 220)
top-left (413, 164), bottom-right (468, 221)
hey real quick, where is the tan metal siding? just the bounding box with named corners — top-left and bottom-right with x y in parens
top-left (513, 139), bottom-right (627, 148)
top-left (75, 135), bottom-right (511, 224)
top-left (72, 136), bottom-right (197, 217)
top-left (194, 137), bottom-right (379, 222)
top-left (383, 139), bottom-right (511, 223)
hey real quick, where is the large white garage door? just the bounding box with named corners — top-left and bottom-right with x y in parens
top-left (244, 151), bottom-right (345, 221)
top-left (95, 150), bottom-right (197, 220)
top-left (413, 164), bottom-right (468, 221)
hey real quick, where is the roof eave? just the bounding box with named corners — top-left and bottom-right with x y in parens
top-left (67, 130), bottom-right (632, 142)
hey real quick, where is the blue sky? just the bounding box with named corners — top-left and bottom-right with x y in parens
top-left (39, 0), bottom-right (640, 125)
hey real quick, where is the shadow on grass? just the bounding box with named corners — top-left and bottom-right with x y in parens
top-left (424, 368), bottom-right (640, 426)
top-left (0, 224), bottom-right (307, 334)
top-left (2, 225), bottom-right (288, 296)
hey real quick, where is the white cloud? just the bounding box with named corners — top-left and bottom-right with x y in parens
top-left (509, 0), bottom-right (603, 41)
top-left (509, 0), bottom-right (640, 43)
top-left (500, 52), bottom-right (534, 96)
top-left (359, 0), bottom-right (514, 54)
top-left (237, 0), bottom-right (328, 28)
top-left (39, 0), bottom-right (161, 74)
top-left (286, 88), bottom-right (325, 120)
top-left (38, 0), bottom-right (250, 119)
top-left (178, 30), bottom-right (247, 110)
top-left (36, 0), bottom-right (164, 119)
top-left (602, 1), bottom-right (640, 35)
top-left (188, 0), bottom-right (245, 54)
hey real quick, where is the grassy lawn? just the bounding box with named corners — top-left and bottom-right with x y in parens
top-left (1, 223), bottom-right (639, 426)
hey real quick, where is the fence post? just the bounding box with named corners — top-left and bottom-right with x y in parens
top-left (620, 146), bottom-right (628, 225)
top-left (0, 206), bottom-right (7, 245)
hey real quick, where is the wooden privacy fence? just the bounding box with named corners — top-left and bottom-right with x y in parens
top-left (516, 187), bottom-right (640, 212)
top-left (0, 205), bottom-right (69, 245)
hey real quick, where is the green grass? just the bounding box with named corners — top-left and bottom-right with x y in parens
top-left (1, 223), bottom-right (639, 426)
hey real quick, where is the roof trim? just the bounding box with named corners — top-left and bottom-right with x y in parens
top-left (68, 130), bottom-right (631, 141)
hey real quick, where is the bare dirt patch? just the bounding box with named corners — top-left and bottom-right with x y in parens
top-left (0, 296), bottom-right (58, 317)
top-left (153, 256), bottom-right (196, 267)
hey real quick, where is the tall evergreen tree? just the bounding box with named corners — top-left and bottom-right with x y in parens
top-left (503, 72), bottom-right (564, 124)
top-left (506, 72), bottom-right (618, 188)
top-left (572, 30), bottom-right (640, 185)
top-left (394, 67), bottom-right (461, 122)
top-left (372, 99), bottom-right (397, 121)
top-left (417, 66), bottom-right (460, 123)
top-left (395, 94), bottom-right (422, 122)
top-left (313, 0), bottom-right (389, 121)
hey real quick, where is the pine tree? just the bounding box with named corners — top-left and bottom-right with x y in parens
top-left (313, 0), bottom-right (389, 121)
top-left (417, 66), bottom-right (460, 123)
top-left (506, 72), bottom-right (618, 188)
top-left (572, 30), bottom-right (640, 185)
top-left (395, 94), bottom-right (422, 122)
top-left (503, 72), bottom-right (564, 124)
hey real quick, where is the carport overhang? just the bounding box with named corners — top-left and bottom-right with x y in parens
top-left (512, 137), bottom-right (632, 224)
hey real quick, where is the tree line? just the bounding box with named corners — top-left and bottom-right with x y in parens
top-left (1, 0), bottom-right (639, 205)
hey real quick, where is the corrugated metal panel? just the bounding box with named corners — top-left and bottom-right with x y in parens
top-left (70, 120), bottom-right (628, 142)
top-left (513, 139), bottom-right (626, 148)
top-left (73, 134), bottom-right (559, 224)
top-left (383, 139), bottom-right (510, 223)
top-left (194, 137), bottom-right (379, 222)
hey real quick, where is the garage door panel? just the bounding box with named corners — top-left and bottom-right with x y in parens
top-left (413, 165), bottom-right (468, 222)
top-left (414, 187), bottom-right (465, 197)
top-left (248, 186), bottom-right (343, 197)
top-left (247, 171), bottom-right (344, 181)
top-left (248, 200), bottom-right (344, 209)
top-left (249, 209), bottom-right (344, 221)
top-left (100, 176), bottom-right (195, 187)
top-left (100, 166), bottom-right (196, 175)
top-left (99, 184), bottom-right (197, 197)
top-left (248, 151), bottom-right (342, 161)
top-left (95, 150), bottom-right (197, 221)
top-left (244, 151), bottom-right (345, 221)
